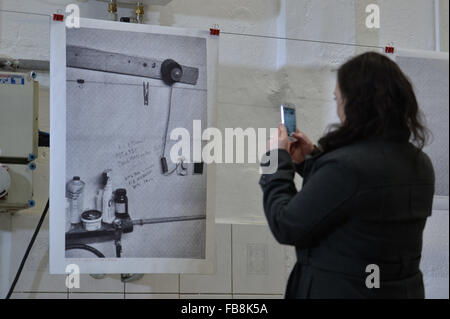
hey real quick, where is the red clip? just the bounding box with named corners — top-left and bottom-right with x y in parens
top-left (385, 46), bottom-right (395, 54)
top-left (210, 26), bottom-right (220, 36)
top-left (53, 13), bottom-right (65, 22)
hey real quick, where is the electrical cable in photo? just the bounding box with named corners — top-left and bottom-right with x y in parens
top-left (160, 86), bottom-right (188, 177)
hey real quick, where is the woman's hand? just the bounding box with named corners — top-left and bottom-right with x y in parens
top-left (267, 124), bottom-right (290, 152)
top-left (288, 130), bottom-right (315, 164)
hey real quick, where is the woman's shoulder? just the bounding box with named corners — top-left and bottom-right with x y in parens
top-left (318, 138), bottom-right (429, 161)
top-left (315, 139), bottom-right (435, 184)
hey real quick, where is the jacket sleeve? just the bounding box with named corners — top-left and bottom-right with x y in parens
top-left (294, 145), bottom-right (322, 177)
top-left (259, 149), bottom-right (359, 247)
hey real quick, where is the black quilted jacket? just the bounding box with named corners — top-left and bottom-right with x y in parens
top-left (260, 136), bottom-right (435, 299)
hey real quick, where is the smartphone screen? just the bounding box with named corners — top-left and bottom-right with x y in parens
top-left (281, 104), bottom-right (297, 138)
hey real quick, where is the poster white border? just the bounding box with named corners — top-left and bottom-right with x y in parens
top-left (50, 18), bottom-right (218, 274)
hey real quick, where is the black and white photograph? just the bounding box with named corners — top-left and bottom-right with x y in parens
top-left (49, 19), bottom-right (217, 274)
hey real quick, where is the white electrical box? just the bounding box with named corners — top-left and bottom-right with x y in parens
top-left (0, 71), bottom-right (38, 213)
top-left (0, 71), bottom-right (38, 160)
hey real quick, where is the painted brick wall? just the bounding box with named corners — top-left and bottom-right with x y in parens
top-left (0, 0), bottom-right (448, 299)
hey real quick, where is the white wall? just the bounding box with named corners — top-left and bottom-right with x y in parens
top-left (0, 0), bottom-right (448, 299)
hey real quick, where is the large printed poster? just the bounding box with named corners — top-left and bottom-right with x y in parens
top-left (394, 49), bottom-right (449, 211)
top-left (50, 18), bottom-right (217, 274)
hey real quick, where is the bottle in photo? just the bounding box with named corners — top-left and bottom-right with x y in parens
top-left (102, 169), bottom-right (115, 224)
top-left (115, 188), bottom-right (129, 219)
top-left (66, 176), bottom-right (85, 225)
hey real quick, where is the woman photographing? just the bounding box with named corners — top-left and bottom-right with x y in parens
top-left (261, 52), bottom-right (435, 299)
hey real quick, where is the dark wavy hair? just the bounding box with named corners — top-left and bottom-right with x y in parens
top-left (318, 52), bottom-right (429, 153)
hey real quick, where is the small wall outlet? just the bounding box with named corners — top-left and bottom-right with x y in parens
top-left (247, 243), bottom-right (268, 275)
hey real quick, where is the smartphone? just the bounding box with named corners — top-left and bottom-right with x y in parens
top-left (281, 104), bottom-right (297, 142)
